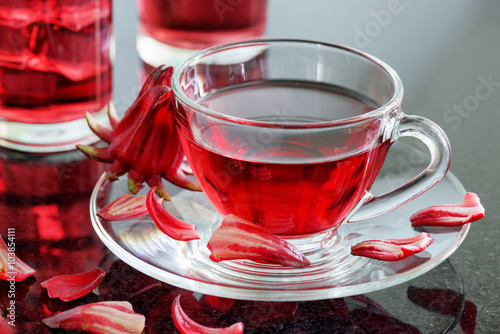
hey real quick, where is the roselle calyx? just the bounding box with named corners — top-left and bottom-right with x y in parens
top-left (410, 192), bottom-right (485, 227)
top-left (146, 187), bottom-right (200, 241)
top-left (0, 236), bottom-right (36, 281)
top-left (207, 214), bottom-right (311, 268)
top-left (350, 233), bottom-right (434, 261)
top-left (42, 301), bottom-right (145, 334)
top-left (172, 295), bottom-right (244, 334)
top-left (40, 267), bottom-right (106, 301)
top-left (77, 66), bottom-right (201, 201)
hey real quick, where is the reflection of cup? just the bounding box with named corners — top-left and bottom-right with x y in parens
top-left (0, 149), bottom-right (107, 242)
top-left (137, 0), bottom-right (267, 67)
top-left (0, 0), bottom-right (113, 152)
top-left (172, 40), bottom-right (451, 245)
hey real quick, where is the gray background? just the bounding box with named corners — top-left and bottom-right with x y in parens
top-left (113, 1), bottom-right (499, 332)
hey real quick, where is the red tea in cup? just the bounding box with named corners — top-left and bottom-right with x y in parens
top-left (180, 82), bottom-right (390, 235)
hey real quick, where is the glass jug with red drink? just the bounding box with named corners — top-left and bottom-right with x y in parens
top-left (0, 0), bottom-right (113, 152)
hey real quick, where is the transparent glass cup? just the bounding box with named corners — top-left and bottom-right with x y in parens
top-left (172, 39), bottom-right (451, 250)
top-left (0, 0), bottom-right (113, 152)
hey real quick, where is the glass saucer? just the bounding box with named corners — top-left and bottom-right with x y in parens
top-left (90, 143), bottom-right (469, 301)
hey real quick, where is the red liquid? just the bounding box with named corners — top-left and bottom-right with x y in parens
top-left (177, 82), bottom-right (391, 235)
top-left (0, 1), bottom-right (112, 124)
top-left (138, 0), bottom-right (267, 49)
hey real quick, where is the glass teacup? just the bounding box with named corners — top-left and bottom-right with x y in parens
top-left (171, 40), bottom-right (450, 250)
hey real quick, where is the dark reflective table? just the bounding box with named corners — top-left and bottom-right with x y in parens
top-left (1, 0), bottom-right (498, 333)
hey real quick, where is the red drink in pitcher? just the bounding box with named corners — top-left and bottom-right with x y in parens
top-left (138, 0), bottom-right (267, 50)
top-left (178, 81), bottom-right (391, 235)
top-left (0, 0), bottom-right (112, 124)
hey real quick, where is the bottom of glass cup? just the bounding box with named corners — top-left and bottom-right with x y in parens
top-left (0, 104), bottom-right (112, 153)
top-left (137, 33), bottom-right (200, 68)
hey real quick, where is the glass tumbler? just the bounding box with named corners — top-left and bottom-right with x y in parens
top-left (137, 0), bottom-right (267, 69)
top-left (0, 0), bottom-right (113, 152)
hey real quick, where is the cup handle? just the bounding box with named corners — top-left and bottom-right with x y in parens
top-left (350, 114), bottom-right (451, 222)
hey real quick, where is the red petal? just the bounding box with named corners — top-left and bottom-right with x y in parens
top-left (41, 267), bottom-right (106, 301)
top-left (410, 192), bottom-right (485, 227)
top-left (0, 236), bottom-right (36, 281)
top-left (42, 301), bottom-right (145, 334)
top-left (146, 187), bottom-right (200, 241)
top-left (207, 214), bottom-right (310, 268)
top-left (139, 66), bottom-right (173, 96)
top-left (351, 233), bottom-right (434, 261)
top-left (98, 193), bottom-right (163, 221)
top-left (172, 295), bottom-right (244, 334)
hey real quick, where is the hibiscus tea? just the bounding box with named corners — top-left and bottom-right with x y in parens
top-left (177, 81), bottom-right (391, 236)
top-left (137, 0), bottom-right (267, 50)
top-left (0, 0), bottom-right (112, 151)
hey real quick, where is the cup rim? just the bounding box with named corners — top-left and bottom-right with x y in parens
top-left (171, 39), bottom-right (404, 129)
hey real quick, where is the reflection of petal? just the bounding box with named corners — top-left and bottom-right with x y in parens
top-left (344, 233), bottom-right (363, 240)
top-left (413, 225), bottom-right (463, 235)
top-left (385, 255), bottom-right (430, 274)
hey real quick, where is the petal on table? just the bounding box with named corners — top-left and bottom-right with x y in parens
top-left (42, 301), bottom-right (145, 334)
top-left (41, 267), bottom-right (106, 301)
top-left (0, 236), bottom-right (36, 281)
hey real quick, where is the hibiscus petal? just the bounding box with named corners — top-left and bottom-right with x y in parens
top-left (98, 193), bottom-right (163, 221)
top-left (146, 187), bottom-right (200, 241)
top-left (0, 236), bottom-right (36, 281)
top-left (41, 267), bottom-right (106, 301)
top-left (351, 233), bottom-right (434, 261)
top-left (410, 192), bottom-right (485, 227)
top-left (42, 301), bottom-right (145, 334)
top-left (207, 214), bottom-right (310, 268)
